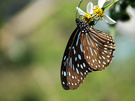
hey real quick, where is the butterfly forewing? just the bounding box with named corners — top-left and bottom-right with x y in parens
top-left (61, 27), bottom-right (92, 90)
top-left (66, 32), bottom-right (92, 90)
top-left (61, 28), bottom-right (78, 90)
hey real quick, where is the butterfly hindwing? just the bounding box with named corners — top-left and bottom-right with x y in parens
top-left (80, 27), bottom-right (115, 70)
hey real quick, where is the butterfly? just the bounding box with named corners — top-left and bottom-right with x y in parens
top-left (60, 18), bottom-right (115, 90)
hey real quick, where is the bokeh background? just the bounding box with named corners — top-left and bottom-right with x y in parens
top-left (0, 0), bottom-right (135, 101)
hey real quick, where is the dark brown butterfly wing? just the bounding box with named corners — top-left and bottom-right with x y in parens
top-left (80, 27), bottom-right (115, 70)
top-left (61, 28), bottom-right (92, 90)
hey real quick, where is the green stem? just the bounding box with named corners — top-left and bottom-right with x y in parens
top-left (109, 26), bottom-right (116, 38)
top-left (103, 0), bottom-right (119, 12)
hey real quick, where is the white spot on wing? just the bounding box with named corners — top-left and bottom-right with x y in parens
top-left (76, 68), bottom-right (79, 74)
top-left (90, 47), bottom-right (93, 56)
top-left (62, 71), bottom-right (63, 75)
top-left (103, 61), bottom-right (106, 65)
top-left (83, 63), bottom-right (86, 67)
top-left (80, 44), bottom-right (83, 52)
top-left (81, 77), bottom-right (83, 80)
top-left (75, 57), bottom-right (77, 61)
top-left (63, 82), bottom-right (65, 84)
top-left (104, 45), bottom-right (108, 47)
top-left (99, 56), bottom-right (102, 59)
top-left (64, 56), bottom-right (66, 60)
top-left (94, 50), bottom-right (97, 55)
top-left (81, 72), bottom-right (83, 76)
top-left (98, 60), bottom-right (101, 64)
top-left (64, 71), bottom-right (66, 76)
top-left (95, 65), bottom-right (98, 68)
top-left (91, 63), bottom-right (93, 66)
top-left (102, 52), bottom-right (105, 54)
top-left (77, 64), bottom-right (79, 67)
top-left (72, 76), bottom-right (74, 79)
top-left (78, 54), bottom-right (81, 60)
top-left (104, 50), bottom-right (107, 53)
top-left (80, 64), bottom-right (83, 69)
top-left (73, 65), bottom-right (75, 71)
top-left (69, 72), bottom-right (71, 76)
top-left (102, 56), bottom-right (105, 59)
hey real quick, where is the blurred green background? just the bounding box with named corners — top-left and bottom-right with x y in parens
top-left (0, 0), bottom-right (135, 101)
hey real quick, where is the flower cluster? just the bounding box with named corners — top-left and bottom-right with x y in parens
top-left (76, 0), bottom-right (119, 25)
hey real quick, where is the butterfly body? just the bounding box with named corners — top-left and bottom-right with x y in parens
top-left (61, 19), bottom-right (115, 90)
top-left (76, 19), bottom-right (90, 33)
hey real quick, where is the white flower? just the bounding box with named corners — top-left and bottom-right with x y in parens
top-left (76, 2), bottom-right (94, 23)
top-left (76, 0), bottom-right (116, 24)
top-left (76, 2), bottom-right (93, 16)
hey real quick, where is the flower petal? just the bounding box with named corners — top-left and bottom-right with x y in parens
top-left (103, 14), bottom-right (116, 24)
top-left (98, 0), bottom-right (106, 8)
top-left (76, 7), bottom-right (86, 16)
top-left (86, 2), bottom-right (93, 14)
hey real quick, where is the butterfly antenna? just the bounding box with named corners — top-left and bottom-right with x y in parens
top-left (75, 0), bottom-right (83, 19)
top-left (78, 0), bottom-right (83, 8)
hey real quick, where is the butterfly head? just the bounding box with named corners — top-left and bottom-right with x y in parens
top-left (75, 19), bottom-right (90, 33)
